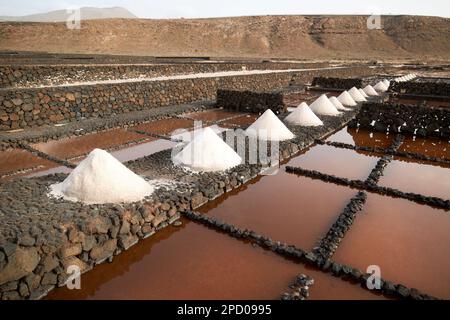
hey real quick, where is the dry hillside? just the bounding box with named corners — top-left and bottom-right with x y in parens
top-left (0, 15), bottom-right (449, 60)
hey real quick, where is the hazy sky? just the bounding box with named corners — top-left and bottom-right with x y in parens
top-left (1, 0), bottom-right (449, 18)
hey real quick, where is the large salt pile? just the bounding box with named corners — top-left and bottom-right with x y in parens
top-left (309, 94), bottom-right (341, 116)
top-left (284, 103), bottom-right (323, 126)
top-left (358, 88), bottom-right (369, 98)
top-left (329, 96), bottom-right (350, 111)
top-left (245, 109), bottom-right (295, 141)
top-left (49, 149), bottom-right (154, 204)
top-left (173, 127), bottom-right (241, 172)
top-left (348, 87), bottom-right (367, 102)
top-left (337, 91), bottom-right (357, 106)
top-left (373, 81), bottom-right (388, 92)
top-left (363, 85), bottom-right (379, 96)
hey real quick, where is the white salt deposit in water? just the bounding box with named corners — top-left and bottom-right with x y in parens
top-left (374, 81), bottom-right (388, 92)
top-left (348, 87), bottom-right (367, 102)
top-left (309, 94), bottom-right (341, 116)
top-left (49, 149), bottom-right (154, 204)
top-left (337, 91), bottom-right (357, 106)
top-left (363, 85), bottom-right (379, 96)
top-left (173, 127), bottom-right (242, 172)
top-left (329, 96), bottom-right (350, 111)
top-left (245, 109), bottom-right (295, 141)
top-left (284, 103), bottom-right (323, 126)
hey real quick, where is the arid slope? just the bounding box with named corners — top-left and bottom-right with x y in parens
top-left (0, 15), bottom-right (448, 60)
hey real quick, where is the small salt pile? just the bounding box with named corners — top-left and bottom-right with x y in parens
top-left (49, 149), bottom-right (154, 204)
top-left (309, 94), bottom-right (341, 116)
top-left (284, 103), bottom-right (323, 126)
top-left (374, 81), bottom-right (388, 92)
top-left (358, 88), bottom-right (369, 98)
top-left (245, 109), bottom-right (295, 141)
top-left (363, 85), bottom-right (379, 96)
top-left (348, 87), bottom-right (367, 102)
top-left (172, 125), bottom-right (226, 142)
top-left (382, 79), bottom-right (390, 87)
top-left (173, 127), bottom-right (242, 172)
top-left (337, 91), bottom-right (357, 106)
top-left (329, 96), bottom-right (350, 111)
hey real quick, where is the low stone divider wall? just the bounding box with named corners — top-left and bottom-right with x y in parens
top-left (390, 81), bottom-right (450, 97)
top-left (0, 65), bottom-right (387, 130)
top-left (183, 209), bottom-right (437, 300)
top-left (350, 102), bottom-right (450, 139)
top-left (311, 77), bottom-right (363, 89)
top-left (290, 66), bottom-right (386, 87)
top-left (0, 62), bottom-right (313, 88)
top-left (216, 89), bottom-right (286, 114)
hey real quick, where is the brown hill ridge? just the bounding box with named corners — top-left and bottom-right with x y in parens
top-left (0, 15), bottom-right (449, 60)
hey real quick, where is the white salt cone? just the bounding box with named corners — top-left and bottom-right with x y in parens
top-left (348, 87), bottom-right (367, 102)
top-left (173, 127), bottom-right (242, 172)
top-left (309, 94), bottom-right (341, 116)
top-left (337, 91), bottom-right (357, 106)
top-left (374, 81), bottom-right (388, 92)
top-left (359, 88), bottom-right (369, 98)
top-left (329, 96), bottom-right (350, 111)
top-left (288, 101), bottom-right (308, 112)
top-left (172, 124), bottom-right (226, 143)
top-left (49, 149), bottom-right (154, 204)
top-left (284, 104), bottom-right (323, 126)
top-left (363, 85), bottom-right (379, 96)
top-left (245, 109), bottom-right (295, 141)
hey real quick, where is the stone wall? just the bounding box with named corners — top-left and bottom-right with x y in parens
top-left (216, 89), bottom-right (286, 114)
top-left (0, 62), bottom-right (314, 88)
top-left (390, 81), bottom-right (450, 96)
top-left (350, 102), bottom-right (450, 139)
top-left (0, 171), bottom-right (195, 300)
top-left (311, 77), bottom-right (363, 89)
top-left (0, 65), bottom-right (388, 130)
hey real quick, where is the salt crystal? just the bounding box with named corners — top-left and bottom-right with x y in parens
top-left (329, 96), bottom-right (351, 111)
top-left (373, 81), bottom-right (388, 92)
top-left (245, 109), bottom-right (295, 141)
top-left (309, 94), bottom-right (341, 116)
top-left (173, 127), bottom-right (242, 172)
top-left (284, 103), bottom-right (323, 126)
top-left (337, 91), bottom-right (357, 106)
top-left (358, 88), bottom-right (369, 98)
top-left (363, 85), bottom-right (379, 96)
top-left (348, 87), bottom-right (367, 102)
top-left (49, 149), bottom-right (154, 204)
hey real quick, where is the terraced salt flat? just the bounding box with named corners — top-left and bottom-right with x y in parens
top-left (1, 106), bottom-right (449, 300)
top-left (45, 218), bottom-right (385, 300)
